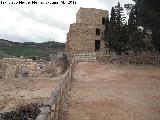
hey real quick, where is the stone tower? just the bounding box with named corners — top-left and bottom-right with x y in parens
top-left (65, 7), bottom-right (109, 56)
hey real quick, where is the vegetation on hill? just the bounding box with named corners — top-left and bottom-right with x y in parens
top-left (0, 39), bottom-right (65, 58)
top-left (3, 47), bottom-right (47, 57)
top-left (0, 51), bottom-right (9, 58)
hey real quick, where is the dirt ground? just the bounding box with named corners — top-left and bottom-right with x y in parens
top-left (0, 78), bottom-right (58, 113)
top-left (68, 62), bottom-right (160, 120)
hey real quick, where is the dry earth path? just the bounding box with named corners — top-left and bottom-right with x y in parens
top-left (0, 78), bottom-right (58, 112)
top-left (67, 62), bottom-right (160, 120)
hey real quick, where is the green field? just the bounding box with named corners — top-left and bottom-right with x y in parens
top-left (3, 47), bottom-right (47, 57)
top-left (0, 51), bottom-right (9, 57)
top-left (0, 39), bottom-right (65, 58)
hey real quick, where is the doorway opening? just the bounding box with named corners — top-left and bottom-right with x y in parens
top-left (95, 40), bottom-right (100, 51)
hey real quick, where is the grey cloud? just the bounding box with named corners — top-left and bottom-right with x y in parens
top-left (0, 0), bottom-right (134, 43)
top-left (0, 28), bottom-right (50, 43)
top-left (10, 6), bottom-right (68, 31)
top-left (0, 32), bottom-right (46, 43)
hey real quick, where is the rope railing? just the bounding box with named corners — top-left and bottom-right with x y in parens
top-left (35, 59), bottom-right (74, 120)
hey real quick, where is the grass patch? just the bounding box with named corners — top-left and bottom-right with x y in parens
top-left (0, 51), bottom-right (9, 57)
top-left (3, 47), bottom-right (47, 57)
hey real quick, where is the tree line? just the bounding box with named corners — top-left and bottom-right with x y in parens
top-left (104, 0), bottom-right (160, 54)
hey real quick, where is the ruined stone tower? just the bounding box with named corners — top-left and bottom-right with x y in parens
top-left (65, 7), bottom-right (109, 56)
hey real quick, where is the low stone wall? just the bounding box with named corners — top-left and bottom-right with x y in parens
top-left (75, 52), bottom-right (97, 62)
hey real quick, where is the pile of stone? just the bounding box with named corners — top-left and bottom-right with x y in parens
top-left (2, 58), bottom-right (41, 79)
top-left (0, 53), bottom-right (68, 79)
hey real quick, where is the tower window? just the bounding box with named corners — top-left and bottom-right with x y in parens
top-left (96, 28), bottom-right (100, 35)
top-left (102, 17), bottom-right (105, 24)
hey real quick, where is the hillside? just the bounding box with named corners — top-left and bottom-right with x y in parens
top-left (0, 39), bottom-right (65, 58)
top-left (0, 51), bottom-right (8, 57)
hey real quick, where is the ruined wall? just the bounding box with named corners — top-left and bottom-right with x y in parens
top-left (65, 8), bottom-right (109, 56)
top-left (46, 53), bottom-right (68, 77)
top-left (0, 54), bottom-right (68, 79)
top-left (2, 58), bottom-right (41, 78)
top-left (0, 60), bottom-right (6, 79)
top-left (76, 7), bottom-right (109, 24)
top-left (66, 23), bottom-right (106, 54)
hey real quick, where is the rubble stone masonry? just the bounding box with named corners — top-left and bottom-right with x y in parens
top-left (65, 7), bottom-right (109, 55)
top-left (0, 55), bottom-right (67, 79)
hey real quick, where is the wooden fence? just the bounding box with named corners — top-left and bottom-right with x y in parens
top-left (35, 59), bottom-right (74, 120)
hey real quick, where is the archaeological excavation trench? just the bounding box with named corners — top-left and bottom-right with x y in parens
top-left (1, 60), bottom-right (160, 120)
top-left (0, 54), bottom-right (68, 120)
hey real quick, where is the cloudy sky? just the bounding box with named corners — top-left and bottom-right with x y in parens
top-left (0, 0), bottom-right (134, 43)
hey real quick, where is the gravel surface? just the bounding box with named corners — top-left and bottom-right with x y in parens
top-left (67, 62), bottom-right (160, 120)
top-left (0, 78), bottom-right (58, 112)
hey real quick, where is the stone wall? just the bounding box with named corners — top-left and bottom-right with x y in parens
top-left (0, 54), bottom-right (68, 79)
top-left (66, 23), bottom-right (106, 54)
top-left (75, 52), bottom-right (97, 62)
top-left (76, 7), bottom-right (109, 24)
top-left (0, 60), bottom-right (6, 79)
top-left (47, 52), bottom-right (68, 77)
top-left (2, 58), bottom-right (41, 79)
top-left (65, 7), bottom-right (109, 57)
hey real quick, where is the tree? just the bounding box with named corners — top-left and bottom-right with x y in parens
top-left (119, 24), bottom-right (129, 53)
top-left (110, 7), bottom-right (116, 26)
top-left (127, 4), bottom-right (144, 52)
top-left (105, 2), bottom-right (128, 54)
top-left (115, 2), bottom-right (126, 31)
top-left (131, 0), bottom-right (160, 52)
top-left (104, 7), bottom-right (118, 51)
top-left (128, 6), bottom-right (137, 35)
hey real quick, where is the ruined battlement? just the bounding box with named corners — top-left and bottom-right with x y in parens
top-left (76, 7), bottom-right (109, 25)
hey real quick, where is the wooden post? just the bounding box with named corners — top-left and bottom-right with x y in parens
top-left (48, 111), bottom-right (51, 120)
top-left (58, 85), bottom-right (63, 120)
top-left (35, 58), bottom-right (75, 120)
top-left (54, 94), bottom-right (60, 120)
top-left (50, 103), bottom-right (58, 119)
